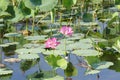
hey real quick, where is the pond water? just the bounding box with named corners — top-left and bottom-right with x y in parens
top-left (1, 49), bottom-right (120, 80)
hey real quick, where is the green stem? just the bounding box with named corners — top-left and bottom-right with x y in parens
top-left (59, 12), bottom-right (62, 27)
top-left (64, 37), bottom-right (66, 56)
top-left (32, 10), bottom-right (35, 36)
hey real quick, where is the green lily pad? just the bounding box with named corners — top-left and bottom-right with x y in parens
top-left (18, 53), bottom-right (39, 60)
top-left (24, 35), bottom-right (47, 41)
top-left (4, 33), bottom-right (21, 37)
top-left (80, 22), bottom-right (98, 26)
top-left (85, 69), bottom-right (100, 75)
top-left (15, 48), bottom-right (31, 54)
top-left (0, 68), bottom-right (13, 76)
top-left (44, 75), bottom-right (64, 80)
top-left (73, 50), bottom-right (102, 56)
top-left (67, 42), bottom-right (93, 50)
top-left (80, 38), bottom-right (107, 44)
top-left (92, 61), bottom-right (114, 70)
top-left (0, 42), bottom-right (19, 47)
top-left (15, 47), bottom-right (44, 54)
top-left (23, 43), bottom-right (40, 48)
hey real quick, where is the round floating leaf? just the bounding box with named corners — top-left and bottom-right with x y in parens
top-left (24, 35), bottom-right (47, 41)
top-left (4, 33), bottom-right (21, 37)
top-left (15, 48), bottom-right (30, 54)
top-left (80, 22), bottom-right (98, 26)
top-left (92, 61), bottom-right (114, 70)
top-left (18, 53), bottom-right (39, 60)
top-left (0, 42), bottom-right (19, 47)
top-left (15, 47), bottom-right (45, 54)
top-left (6, 42), bottom-right (19, 45)
top-left (67, 34), bottom-right (84, 41)
top-left (0, 68), bottom-right (13, 76)
top-left (80, 38), bottom-right (107, 44)
top-left (23, 43), bottom-right (40, 48)
top-left (85, 69), bottom-right (100, 75)
top-left (73, 50), bottom-right (102, 56)
top-left (44, 75), bottom-right (64, 80)
top-left (4, 58), bottom-right (21, 63)
top-left (67, 42), bottom-right (93, 50)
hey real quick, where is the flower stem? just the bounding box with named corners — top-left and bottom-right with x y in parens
top-left (64, 37), bottom-right (67, 56)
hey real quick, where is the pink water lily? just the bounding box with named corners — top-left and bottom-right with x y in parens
top-left (45, 37), bottom-right (60, 49)
top-left (60, 26), bottom-right (73, 36)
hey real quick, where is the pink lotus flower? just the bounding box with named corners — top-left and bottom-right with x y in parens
top-left (45, 38), bottom-right (60, 49)
top-left (60, 26), bottom-right (73, 36)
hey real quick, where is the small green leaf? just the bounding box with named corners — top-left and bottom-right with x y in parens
top-left (62, 0), bottom-right (73, 10)
top-left (57, 58), bottom-right (68, 69)
top-left (45, 54), bottom-right (62, 69)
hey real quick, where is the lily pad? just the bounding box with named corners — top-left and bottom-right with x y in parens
top-left (92, 61), bottom-right (114, 70)
top-left (0, 42), bottom-right (19, 47)
top-left (23, 43), bottom-right (40, 48)
top-left (4, 33), bottom-right (21, 37)
top-left (80, 38), bottom-right (107, 44)
top-left (67, 42), bottom-right (93, 50)
top-left (80, 22), bottom-right (98, 26)
top-left (73, 50), bottom-right (102, 56)
top-left (15, 47), bottom-right (45, 54)
top-left (24, 35), bottom-right (47, 41)
top-left (18, 53), bottom-right (39, 60)
top-left (85, 69), bottom-right (100, 75)
top-left (0, 68), bottom-right (13, 76)
top-left (44, 75), bottom-right (64, 80)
